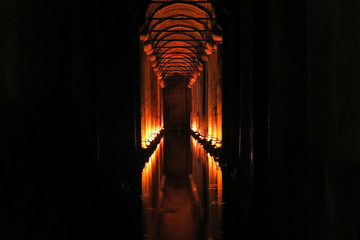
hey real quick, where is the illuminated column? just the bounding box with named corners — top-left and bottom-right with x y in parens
top-left (160, 87), bottom-right (163, 129)
top-left (196, 74), bottom-right (200, 131)
top-left (191, 86), bottom-right (194, 129)
top-left (207, 57), bottom-right (213, 139)
top-left (157, 80), bottom-right (161, 131)
top-left (194, 84), bottom-right (197, 130)
top-left (200, 70), bottom-right (206, 134)
top-left (212, 50), bottom-right (218, 141)
top-left (141, 45), bottom-right (148, 148)
top-left (150, 68), bottom-right (156, 140)
top-left (141, 40), bottom-right (164, 147)
top-left (216, 44), bottom-right (222, 142)
top-left (191, 81), bottom-right (197, 130)
top-left (208, 51), bottom-right (218, 141)
top-left (144, 56), bottom-right (151, 144)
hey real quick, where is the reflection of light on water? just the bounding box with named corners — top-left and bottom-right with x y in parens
top-left (208, 153), bottom-right (223, 205)
top-left (207, 153), bottom-right (223, 240)
top-left (190, 138), bottom-right (223, 205)
top-left (142, 138), bottom-right (163, 203)
top-left (142, 137), bottom-right (222, 239)
top-left (142, 152), bottom-right (153, 199)
top-left (142, 127), bottom-right (164, 149)
top-left (191, 136), bottom-right (223, 240)
top-left (141, 138), bottom-right (164, 239)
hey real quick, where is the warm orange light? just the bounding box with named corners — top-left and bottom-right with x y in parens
top-left (145, 48), bottom-right (154, 56)
top-left (144, 43), bottom-right (152, 52)
top-left (212, 34), bottom-right (222, 42)
top-left (204, 48), bottom-right (212, 55)
top-left (140, 33), bottom-right (149, 41)
top-left (208, 153), bottom-right (223, 205)
top-left (142, 1), bottom-right (222, 237)
top-left (149, 54), bottom-right (156, 62)
top-left (142, 138), bottom-right (163, 200)
top-left (201, 54), bottom-right (209, 62)
top-left (206, 42), bottom-right (213, 51)
top-left (190, 134), bottom-right (223, 238)
top-left (140, 52), bottom-right (163, 149)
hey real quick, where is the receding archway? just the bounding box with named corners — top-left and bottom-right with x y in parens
top-left (139, 0), bottom-right (223, 147)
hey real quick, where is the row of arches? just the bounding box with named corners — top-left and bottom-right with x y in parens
top-left (139, 0), bottom-right (223, 149)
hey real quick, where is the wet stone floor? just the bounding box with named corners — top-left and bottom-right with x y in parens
top-left (142, 132), bottom-right (223, 240)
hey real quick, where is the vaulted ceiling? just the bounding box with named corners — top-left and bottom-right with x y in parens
top-left (140, 0), bottom-right (222, 87)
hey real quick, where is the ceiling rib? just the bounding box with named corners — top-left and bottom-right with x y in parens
top-left (142, 0), bottom-right (221, 87)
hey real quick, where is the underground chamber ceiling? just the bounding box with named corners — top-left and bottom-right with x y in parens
top-left (140, 0), bottom-right (222, 87)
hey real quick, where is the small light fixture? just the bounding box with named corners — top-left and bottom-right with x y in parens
top-left (216, 139), bottom-right (222, 148)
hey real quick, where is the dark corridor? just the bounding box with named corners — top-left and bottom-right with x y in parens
top-left (2, 0), bottom-right (360, 240)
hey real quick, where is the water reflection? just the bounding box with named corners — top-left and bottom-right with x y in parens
top-left (142, 134), bottom-right (223, 240)
top-left (142, 138), bottom-right (164, 239)
top-left (190, 137), bottom-right (223, 240)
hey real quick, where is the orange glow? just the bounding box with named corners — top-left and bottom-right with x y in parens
top-left (212, 33), bottom-right (222, 42)
top-left (191, 122), bottom-right (197, 132)
top-left (141, 1), bottom-right (221, 85)
top-left (149, 54), bottom-right (156, 62)
top-left (144, 42), bottom-right (152, 52)
top-left (189, 37), bottom-right (222, 147)
top-left (142, 138), bottom-right (163, 200)
top-left (190, 135), bottom-right (223, 240)
top-left (215, 139), bottom-right (222, 148)
top-left (207, 154), bottom-right (223, 203)
top-left (141, 1), bottom-right (222, 237)
top-left (190, 136), bottom-right (223, 205)
top-left (206, 42), bottom-right (213, 51)
top-left (140, 45), bottom-right (163, 149)
top-left (140, 33), bottom-right (149, 41)
top-left (145, 48), bottom-right (154, 56)
top-left (205, 48), bottom-right (212, 55)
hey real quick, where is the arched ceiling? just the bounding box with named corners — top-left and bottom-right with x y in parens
top-left (141, 0), bottom-right (222, 87)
